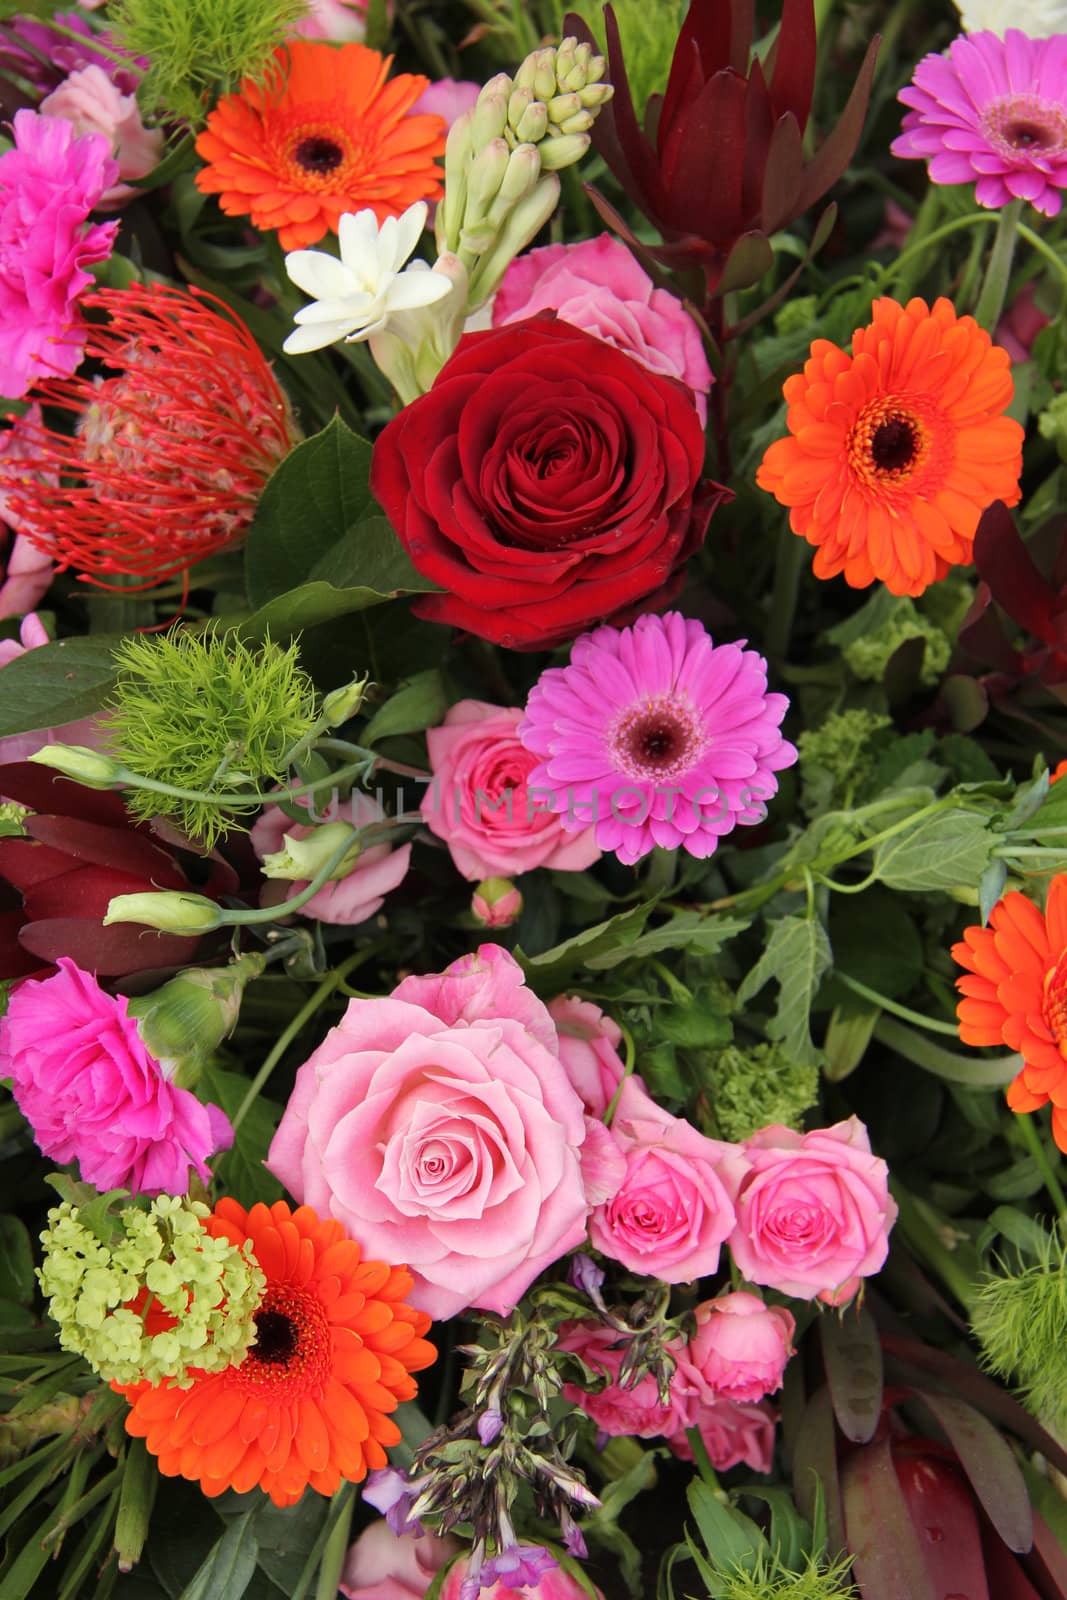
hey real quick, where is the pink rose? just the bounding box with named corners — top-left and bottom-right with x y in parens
top-left (340, 1522), bottom-right (458, 1600)
top-left (422, 701), bottom-right (600, 881)
top-left (493, 235), bottom-right (712, 423)
top-left (412, 78), bottom-right (481, 130)
top-left (686, 1292), bottom-right (795, 1404)
top-left (548, 995), bottom-right (625, 1118)
top-left (588, 1078), bottom-right (745, 1283)
top-left (471, 877), bottom-right (523, 928)
top-left (0, 957), bottom-right (232, 1195)
top-left (250, 791), bottom-right (411, 926)
top-left (267, 945), bottom-right (593, 1320)
top-left (668, 1397), bottom-right (778, 1474)
top-left (558, 1319), bottom-right (700, 1439)
top-left (439, 1555), bottom-right (605, 1600)
top-left (293, 0), bottom-right (383, 41)
top-left (728, 1117), bottom-right (897, 1301)
top-left (41, 66), bottom-right (163, 208)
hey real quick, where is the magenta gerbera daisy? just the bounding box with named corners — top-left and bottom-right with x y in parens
top-left (892, 29), bottom-right (1067, 216)
top-left (517, 613), bottom-right (797, 866)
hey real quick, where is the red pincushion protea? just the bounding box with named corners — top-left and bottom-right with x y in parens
top-left (0, 285), bottom-right (298, 590)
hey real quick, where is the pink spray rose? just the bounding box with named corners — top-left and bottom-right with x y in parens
top-left (422, 701), bottom-right (600, 881)
top-left (0, 958), bottom-right (233, 1195)
top-left (493, 235), bottom-right (713, 422)
top-left (340, 1521), bottom-right (459, 1600)
top-left (668, 1397), bottom-right (778, 1474)
top-left (0, 109), bottom-right (118, 399)
top-left (558, 1319), bottom-right (701, 1439)
top-left (250, 791), bottom-right (411, 926)
top-left (588, 1078), bottom-right (746, 1283)
top-left (547, 995), bottom-right (625, 1118)
top-left (41, 66), bottom-right (164, 209)
top-left (686, 1292), bottom-right (795, 1404)
top-left (267, 945), bottom-right (594, 1320)
top-left (293, 0), bottom-right (386, 41)
top-left (412, 78), bottom-right (481, 129)
top-left (728, 1117), bottom-right (897, 1301)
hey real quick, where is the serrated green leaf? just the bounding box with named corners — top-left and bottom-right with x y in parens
top-left (871, 810), bottom-right (994, 893)
top-left (737, 914), bottom-right (832, 1066)
top-left (178, 1511), bottom-right (258, 1600)
top-left (583, 910), bottom-right (750, 969)
top-left (515, 900), bottom-right (656, 992)
top-left (0, 635), bottom-right (122, 738)
top-left (362, 670), bottom-right (446, 747)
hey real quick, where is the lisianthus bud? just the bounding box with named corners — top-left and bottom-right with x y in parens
top-left (260, 819), bottom-right (362, 883)
top-left (472, 878), bottom-right (522, 928)
top-left (103, 890), bottom-right (223, 935)
top-left (28, 743), bottom-right (123, 787)
top-left (127, 952), bottom-right (266, 1086)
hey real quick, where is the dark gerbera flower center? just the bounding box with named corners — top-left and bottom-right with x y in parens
top-left (982, 95), bottom-right (1067, 160)
top-left (1006, 120), bottom-right (1049, 149)
top-left (608, 694), bottom-right (707, 783)
top-left (294, 135), bottom-right (345, 175)
top-left (251, 1309), bottom-right (299, 1364)
top-left (238, 1285), bottom-right (331, 1398)
top-left (870, 417), bottom-right (918, 472)
top-left (848, 398), bottom-right (931, 491)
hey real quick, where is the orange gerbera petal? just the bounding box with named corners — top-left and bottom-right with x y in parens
top-left (953, 875), bottom-right (1067, 1147)
top-left (194, 42), bottom-right (446, 251)
top-left (114, 1199), bottom-right (435, 1508)
top-left (756, 296), bottom-right (1024, 597)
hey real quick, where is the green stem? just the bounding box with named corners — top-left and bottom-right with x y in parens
top-left (603, 1024), bottom-right (637, 1128)
top-left (878, 212), bottom-right (999, 294)
top-left (1017, 221), bottom-right (1067, 290)
top-left (1015, 1113), bottom-right (1067, 1223)
top-left (217, 828), bottom-right (364, 928)
top-left (685, 1426), bottom-right (724, 1493)
top-left (231, 950), bottom-right (370, 1131)
top-left (974, 199), bottom-right (1024, 332)
top-left (110, 757), bottom-right (373, 811)
top-left (874, 1014), bottom-right (1019, 1087)
top-left (891, 1182), bottom-right (977, 1310)
top-left (836, 971), bottom-right (961, 1035)
top-left (314, 1483), bottom-right (357, 1600)
top-left (765, 524), bottom-right (807, 664)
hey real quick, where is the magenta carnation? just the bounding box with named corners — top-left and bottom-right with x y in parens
top-left (518, 612), bottom-right (797, 865)
top-left (892, 29), bottom-right (1067, 216)
top-left (0, 958), bottom-right (233, 1195)
top-left (0, 109), bottom-right (119, 399)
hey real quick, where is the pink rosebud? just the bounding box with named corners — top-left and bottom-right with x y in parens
top-left (818, 1277), bottom-right (861, 1308)
top-left (687, 1292), bottom-right (795, 1404)
top-left (668, 1396), bottom-right (778, 1474)
top-left (251, 790), bottom-right (411, 927)
top-left (548, 995), bottom-right (625, 1118)
top-left (40, 65), bottom-right (163, 208)
top-left (340, 1522), bottom-right (458, 1600)
top-left (558, 1319), bottom-right (702, 1439)
top-left (472, 877), bottom-right (522, 928)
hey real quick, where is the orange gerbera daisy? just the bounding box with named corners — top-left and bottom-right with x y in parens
top-left (194, 42), bottom-right (446, 250)
top-left (953, 875), bottom-right (1067, 1153)
top-left (756, 296), bottom-right (1024, 596)
top-left (114, 1199), bottom-right (436, 1507)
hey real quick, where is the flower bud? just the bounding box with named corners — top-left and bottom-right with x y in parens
top-left (260, 819), bottom-right (361, 883)
top-left (464, 136), bottom-right (511, 229)
top-left (103, 891), bottom-right (223, 935)
top-left (507, 85), bottom-right (533, 132)
top-left (471, 85), bottom-right (509, 148)
top-left (127, 952), bottom-right (266, 1086)
top-left (513, 47), bottom-right (557, 101)
top-left (554, 109), bottom-right (597, 137)
top-left (467, 173), bottom-right (560, 307)
top-left (538, 132), bottom-right (592, 171)
top-left (472, 877), bottom-right (523, 928)
top-left (546, 92), bottom-right (583, 127)
top-left (485, 145), bottom-right (542, 229)
top-left (28, 743), bottom-right (124, 788)
top-left (513, 99), bottom-right (548, 145)
top-left (321, 673), bottom-right (370, 728)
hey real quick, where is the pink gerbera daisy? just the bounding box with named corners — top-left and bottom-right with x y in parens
top-left (518, 613), bottom-right (796, 865)
top-left (892, 29), bottom-right (1067, 216)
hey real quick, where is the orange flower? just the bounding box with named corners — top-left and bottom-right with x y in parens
top-left (756, 297), bottom-right (1024, 596)
top-left (115, 1199), bottom-right (436, 1507)
top-left (194, 42), bottom-right (446, 250)
top-left (952, 876), bottom-right (1067, 1153)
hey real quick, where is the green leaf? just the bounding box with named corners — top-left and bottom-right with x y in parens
top-left (656, 1001), bottom-right (733, 1050)
top-left (583, 911), bottom-right (750, 969)
top-left (0, 635), bottom-right (122, 738)
top-left (686, 1478), bottom-right (770, 1572)
top-left (515, 900), bottom-right (656, 992)
top-left (199, 1065), bottom-right (283, 1209)
top-left (737, 914), bottom-right (832, 1066)
top-left (0, 1216), bottom-right (34, 1304)
top-left (178, 1511), bottom-right (258, 1600)
top-left (819, 1304), bottom-right (883, 1444)
top-left (362, 670), bottom-right (446, 747)
top-left (829, 891), bottom-right (922, 999)
top-left (871, 809), bottom-right (995, 893)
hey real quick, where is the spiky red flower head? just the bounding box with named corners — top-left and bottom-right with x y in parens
top-left (0, 285), bottom-right (298, 590)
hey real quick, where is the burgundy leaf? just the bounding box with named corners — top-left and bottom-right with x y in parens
top-left (26, 816), bottom-right (188, 886)
top-left (767, 0), bottom-right (817, 130)
top-left (0, 761), bottom-right (129, 825)
top-left (913, 1390), bottom-right (1032, 1554)
top-left (761, 114), bottom-right (805, 235)
top-left (843, 1438), bottom-right (940, 1600)
top-left (18, 915), bottom-right (199, 977)
top-left (820, 1303), bottom-right (883, 1444)
top-left (892, 1450), bottom-right (991, 1600)
top-left (796, 33), bottom-right (880, 213)
top-left (974, 501), bottom-right (1057, 644)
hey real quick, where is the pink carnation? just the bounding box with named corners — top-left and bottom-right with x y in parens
top-left (267, 945), bottom-right (594, 1320)
top-left (0, 958), bottom-right (233, 1195)
top-left (340, 1523), bottom-right (458, 1600)
top-left (250, 791), bottom-right (411, 926)
top-left (686, 1292), bottom-right (795, 1404)
top-left (547, 995), bottom-right (625, 1118)
top-left (422, 700), bottom-right (600, 881)
top-left (728, 1117), bottom-right (897, 1301)
top-left (668, 1397), bottom-right (778, 1474)
top-left (588, 1078), bottom-right (746, 1283)
top-left (494, 236), bottom-right (712, 423)
top-left (558, 1319), bottom-right (701, 1438)
top-left (41, 66), bottom-right (164, 209)
top-left (0, 110), bottom-right (119, 398)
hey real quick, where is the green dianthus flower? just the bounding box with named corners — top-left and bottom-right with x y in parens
top-left (706, 1042), bottom-right (819, 1143)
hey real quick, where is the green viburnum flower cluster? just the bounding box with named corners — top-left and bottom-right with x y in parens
top-left (108, 0), bottom-right (312, 124)
top-left (842, 596), bottom-right (950, 689)
top-left (38, 1196), bottom-right (265, 1388)
top-left (102, 629), bottom-right (317, 849)
top-left (796, 709), bottom-right (893, 815)
top-left (970, 1224), bottom-right (1067, 1425)
top-left (707, 1042), bottom-right (820, 1143)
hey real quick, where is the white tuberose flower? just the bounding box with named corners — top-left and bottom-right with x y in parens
top-left (954, 0), bottom-right (1067, 33)
top-left (282, 202), bottom-right (451, 356)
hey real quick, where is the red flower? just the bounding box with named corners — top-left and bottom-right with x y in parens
top-left (369, 317), bottom-right (728, 649)
top-left (566, 0), bottom-right (879, 294)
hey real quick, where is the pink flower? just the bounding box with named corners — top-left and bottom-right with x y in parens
top-left (412, 78), bottom-right (481, 130)
top-left (293, 0), bottom-right (381, 41)
top-left (267, 945), bottom-right (593, 1320)
top-left (668, 1397), bottom-right (778, 1474)
top-left (471, 878), bottom-right (523, 928)
top-left (439, 1554), bottom-right (604, 1600)
top-left (519, 612), bottom-right (797, 866)
top-left (250, 792), bottom-right (411, 926)
top-left (547, 995), bottom-right (625, 1118)
top-left (0, 957), bottom-right (233, 1195)
top-left (588, 1078), bottom-right (745, 1282)
top-left (423, 701), bottom-right (600, 880)
top-left (0, 110), bottom-right (119, 398)
top-left (0, 407), bottom-right (54, 615)
top-left (494, 236), bottom-right (712, 423)
top-left (558, 1319), bottom-right (701, 1438)
top-left (340, 1522), bottom-right (458, 1600)
top-left (728, 1117), bottom-right (897, 1301)
top-left (41, 66), bottom-right (164, 209)
top-left (686, 1292), bottom-right (795, 1404)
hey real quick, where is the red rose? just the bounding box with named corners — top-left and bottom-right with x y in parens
top-left (369, 316), bottom-right (727, 648)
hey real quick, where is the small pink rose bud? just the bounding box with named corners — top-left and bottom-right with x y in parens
top-left (687, 1291), bottom-right (795, 1404)
top-left (471, 877), bottom-right (522, 928)
top-left (818, 1276), bottom-right (862, 1308)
